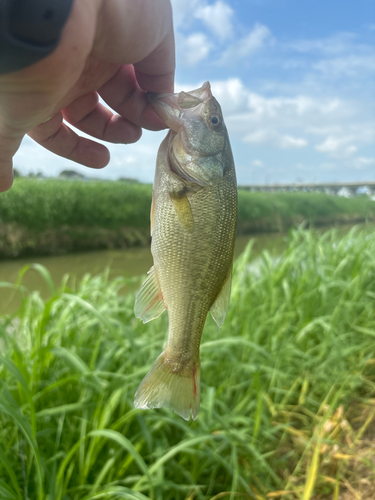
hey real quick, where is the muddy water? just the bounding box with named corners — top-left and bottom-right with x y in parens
top-left (0, 224), bottom-right (371, 314)
top-left (0, 233), bottom-right (286, 314)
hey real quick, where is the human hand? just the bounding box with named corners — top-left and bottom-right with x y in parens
top-left (0, 0), bottom-right (175, 191)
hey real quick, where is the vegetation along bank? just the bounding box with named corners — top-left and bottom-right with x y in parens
top-left (0, 178), bottom-right (374, 258)
top-left (0, 227), bottom-right (374, 498)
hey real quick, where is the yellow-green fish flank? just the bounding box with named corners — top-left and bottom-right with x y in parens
top-left (134, 82), bottom-right (238, 420)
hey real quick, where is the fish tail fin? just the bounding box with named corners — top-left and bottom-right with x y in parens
top-left (134, 350), bottom-right (201, 421)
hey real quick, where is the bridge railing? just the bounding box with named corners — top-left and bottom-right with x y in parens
top-left (239, 182), bottom-right (375, 197)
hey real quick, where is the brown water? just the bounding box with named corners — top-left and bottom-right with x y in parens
top-left (0, 233), bottom-right (286, 314)
top-left (0, 224), bottom-right (371, 314)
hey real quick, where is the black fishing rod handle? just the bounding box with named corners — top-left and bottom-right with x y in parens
top-left (0, 0), bottom-right (74, 74)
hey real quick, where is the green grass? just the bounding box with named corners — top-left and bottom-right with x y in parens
top-left (0, 178), bottom-right (374, 232)
top-left (238, 190), bottom-right (375, 225)
top-left (0, 179), bottom-right (153, 231)
top-left (0, 227), bottom-right (375, 499)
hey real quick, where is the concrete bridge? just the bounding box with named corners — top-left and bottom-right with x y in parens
top-left (240, 181), bottom-right (375, 197)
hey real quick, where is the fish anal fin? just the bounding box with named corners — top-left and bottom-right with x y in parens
top-left (134, 351), bottom-right (201, 420)
top-left (170, 193), bottom-right (194, 233)
top-left (134, 266), bottom-right (166, 323)
top-left (210, 267), bottom-right (232, 329)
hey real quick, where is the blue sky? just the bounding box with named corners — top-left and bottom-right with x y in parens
top-left (14, 0), bottom-right (375, 185)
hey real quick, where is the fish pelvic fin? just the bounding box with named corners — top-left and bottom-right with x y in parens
top-left (134, 351), bottom-right (201, 421)
top-left (134, 266), bottom-right (166, 323)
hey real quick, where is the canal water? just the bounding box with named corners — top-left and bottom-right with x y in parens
top-left (0, 233), bottom-right (286, 314)
top-left (0, 224), bottom-right (372, 314)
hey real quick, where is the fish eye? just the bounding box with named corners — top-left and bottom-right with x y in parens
top-left (209, 113), bottom-right (221, 127)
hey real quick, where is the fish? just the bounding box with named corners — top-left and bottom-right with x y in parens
top-left (134, 81), bottom-right (237, 420)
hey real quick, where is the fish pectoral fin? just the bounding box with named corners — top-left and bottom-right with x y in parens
top-left (134, 266), bottom-right (166, 323)
top-left (170, 193), bottom-right (194, 233)
top-left (210, 267), bottom-right (232, 329)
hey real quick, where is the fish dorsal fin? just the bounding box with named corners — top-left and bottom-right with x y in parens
top-left (134, 266), bottom-right (166, 323)
top-left (170, 193), bottom-right (194, 233)
top-left (210, 268), bottom-right (232, 329)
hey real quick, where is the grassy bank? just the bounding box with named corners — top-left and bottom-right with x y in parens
top-left (238, 190), bottom-right (375, 232)
top-left (0, 178), bottom-right (375, 257)
top-left (0, 227), bottom-right (374, 499)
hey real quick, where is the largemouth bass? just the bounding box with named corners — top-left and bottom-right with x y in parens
top-left (134, 82), bottom-right (237, 420)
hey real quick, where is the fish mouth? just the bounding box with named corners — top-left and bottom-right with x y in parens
top-left (147, 81), bottom-right (212, 133)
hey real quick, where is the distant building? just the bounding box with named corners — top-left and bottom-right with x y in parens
top-left (337, 187), bottom-right (352, 198)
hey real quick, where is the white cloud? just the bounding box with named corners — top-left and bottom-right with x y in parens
top-left (279, 135), bottom-right (308, 149)
top-left (315, 137), bottom-right (358, 159)
top-left (170, 0), bottom-right (200, 28)
top-left (282, 31), bottom-right (375, 89)
top-left (220, 23), bottom-right (272, 64)
top-left (244, 130), bottom-right (307, 149)
top-left (195, 1), bottom-right (234, 41)
top-left (243, 93), bottom-right (347, 123)
top-left (207, 77), bottom-right (375, 163)
top-left (177, 32), bottom-right (213, 65)
top-left (251, 159), bottom-right (264, 168)
top-left (288, 32), bottom-right (359, 56)
top-left (313, 55), bottom-right (375, 79)
top-left (319, 162), bottom-right (339, 172)
top-left (244, 129), bottom-right (269, 144)
top-left (352, 157), bottom-right (375, 170)
top-left (210, 78), bottom-right (249, 113)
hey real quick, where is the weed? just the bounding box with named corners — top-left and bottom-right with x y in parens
top-left (0, 227), bottom-right (374, 499)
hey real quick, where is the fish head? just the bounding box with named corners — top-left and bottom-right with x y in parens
top-left (148, 82), bottom-right (228, 186)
